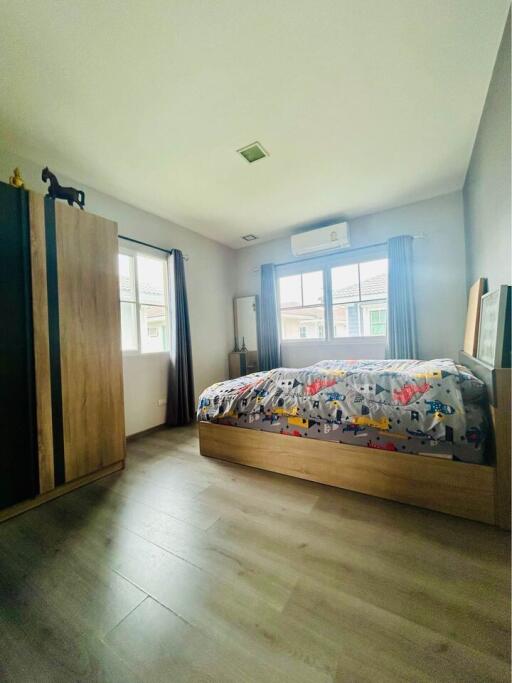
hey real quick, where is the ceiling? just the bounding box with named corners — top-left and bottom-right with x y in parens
top-left (0, 1), bottom-right (509, 249)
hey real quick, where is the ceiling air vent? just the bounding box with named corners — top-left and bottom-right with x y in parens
top-left (237, 142), bottom-right (268, 163)
top-left (241, 234), bottom-right (258, 242)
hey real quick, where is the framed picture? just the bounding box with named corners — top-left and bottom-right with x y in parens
top-left (463, 277), bottom-right (487, 356)
top-left (477, 286), bottom-right (511, 368)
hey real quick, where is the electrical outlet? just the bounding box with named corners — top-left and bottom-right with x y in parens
top-left (158, 399), bottom-right (167, 406)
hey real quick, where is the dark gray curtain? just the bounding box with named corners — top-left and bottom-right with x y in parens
top-left (386, 235), bottom-right (418, 359)
top-left (166, 250), bottom-right (195, 426)
top-left (259, 263), bottom-right (281, 370)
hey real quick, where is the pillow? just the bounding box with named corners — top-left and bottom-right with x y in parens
top-left (456, 364), bottom-right (486, 402)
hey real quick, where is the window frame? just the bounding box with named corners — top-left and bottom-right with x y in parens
top-left (277, 248), bottom-right (388, 345)
top-left (119, 245), bottom-right (171, 356)
top-left (278, 270), bottom-right (326, 341)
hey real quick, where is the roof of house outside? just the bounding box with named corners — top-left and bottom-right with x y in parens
top-left (282, 271), bottom-right (387, 308)
top-left (120, 274), bottom-right (166, 317)
top-left (334, 272), bottom-right (387, 301)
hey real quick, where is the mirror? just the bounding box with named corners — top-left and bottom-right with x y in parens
top-left (234, 296), bottom-right (259, 351)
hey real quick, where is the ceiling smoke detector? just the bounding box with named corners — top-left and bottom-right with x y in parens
top-left (237, 142), bottom-right (268, 163)
top-left (241, 234), bottom-right (258, 242)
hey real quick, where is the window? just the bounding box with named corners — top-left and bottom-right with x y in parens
top-left (331, 258), bottom-right (388, 338)
top-left (119, 250), bottom-right (170, 353)
top-left (278, 257), bottom-right (387, 342)
top-left (368, 307), bottom-right (386, 336)
top-left (279, 270), bottom-right (325, 340)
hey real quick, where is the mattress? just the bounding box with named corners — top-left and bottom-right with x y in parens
top-left (198, 359), bottom-right (488, 464)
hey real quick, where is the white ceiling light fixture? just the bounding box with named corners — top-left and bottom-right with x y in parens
top-left (241, 234), bottom-right (258, 241)
top-left (237, 142), bottom-right (269, 163)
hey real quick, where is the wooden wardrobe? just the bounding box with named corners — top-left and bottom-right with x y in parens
top-left (0, 181), bottom-right (125, 521)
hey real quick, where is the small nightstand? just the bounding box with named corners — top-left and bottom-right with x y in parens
top-left (229, 351), bottom-right (259, 379)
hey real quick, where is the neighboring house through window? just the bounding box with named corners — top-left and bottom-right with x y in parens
top-left (278, 256), bottom-right (388, 341)
top-left (331, 259), bottom-right (388, 338)
top-left (367, 306), bottom-right (387, 336)
top-left (119, 249), bottom-right (170, 353)
top-left (279, 270), bottom-right (325, 340)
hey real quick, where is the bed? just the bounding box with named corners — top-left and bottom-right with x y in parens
top-left (198, 355), bottom-right (510, 528)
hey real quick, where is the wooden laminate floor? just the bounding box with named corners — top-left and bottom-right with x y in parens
top-left (0, 425), bottom-right (510, 682)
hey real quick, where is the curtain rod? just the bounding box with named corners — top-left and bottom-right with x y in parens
top-left (252, 233), bottom-right (425, 272)
top-left (119, 235), bottom-right (189, 261)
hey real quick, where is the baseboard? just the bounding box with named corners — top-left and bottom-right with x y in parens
top-left (126, 424), bottom-right (166, 441)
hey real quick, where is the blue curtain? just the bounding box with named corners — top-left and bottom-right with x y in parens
top-left (259, 264), bottom-right (281, 370)
top-left (386, 235), bottom-right (418, 359)
top-left (166, 250), bottom-right (195, 426)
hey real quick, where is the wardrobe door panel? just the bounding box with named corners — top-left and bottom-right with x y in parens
top-left (29, 193), bottom-right (55, 493)
top-left (54, 202), bottom-right (125, 481)
top-left (0, 183), bottom-right (39, 508)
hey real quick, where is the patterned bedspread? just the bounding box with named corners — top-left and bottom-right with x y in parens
top-left (198, 359), bottom-right (487, 460)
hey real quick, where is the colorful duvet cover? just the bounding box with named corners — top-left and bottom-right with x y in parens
top-left (197, 359), bottom-right (488, 463)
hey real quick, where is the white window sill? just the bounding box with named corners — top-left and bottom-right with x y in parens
top-left (280, 336), bottom-right (386, 346)
top-left (122, 351), bottom-right (170, 358)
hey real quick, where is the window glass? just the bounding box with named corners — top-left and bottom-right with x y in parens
top-left (120, 301), bottom-right (138, 350)
top-left (119, 249), bottom-right (170, 353)
top-left (331, 260), bottom-right (387, 338)
top-left (137, 254), bottom-right (166, 306)
top-left (279, 274), bottom-right (302, 308)
top-left (360, 259), bottom-right (388, 301)
top-left (361, 305), bottom-right (387, 336)
top-left (302, 271), bottom-right (324, 306)
top-left (333, 304), bottom-right (349, 337)
top-left (278, 257), bottom-right (387, 342)
top-left (280, 306), bottom-right (325, 340)
top-left (333, 302), bottom-right (363, 337)
top-left (140, 305), bottom-right (169, 353)
top-left (119, 253), bottom-right (136, 301)
top-left (331, 264), bottom-right (359, 303)
top-left (370, 309), bottom-right (386, 336)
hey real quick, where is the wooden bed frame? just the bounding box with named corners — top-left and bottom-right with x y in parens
top-left (199, 354), bottom-right (510, 529)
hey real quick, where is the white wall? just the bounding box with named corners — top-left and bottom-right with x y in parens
top-left (463, 12), bottom-right (511, 291)
top-left (1, 148), bottom-right (470, 427)
top-left (0, 149), bottom-right (236, 436)
top-left (235, 191), bottom-right (467, 364)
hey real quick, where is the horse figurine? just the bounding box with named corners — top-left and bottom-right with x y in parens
top-left (41, 167), bottom-right (85, 210)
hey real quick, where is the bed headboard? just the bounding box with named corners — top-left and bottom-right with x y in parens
top-left (459, 350), bottom-right (498, 401)
top-left (459, 350), bottom-right (511, 530)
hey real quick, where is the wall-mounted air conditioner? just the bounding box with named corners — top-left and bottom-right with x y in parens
top-left (291, 222), bottom-right (350, 257)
